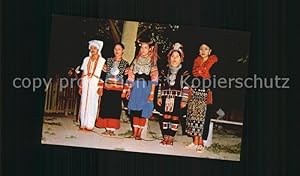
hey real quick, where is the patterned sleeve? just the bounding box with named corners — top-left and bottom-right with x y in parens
top-left (181, 71), bottom-right (192, 102)
top-left (203, 55), bottom-right (218, 72)
top-left (126, 60), bottom-right (135, 87)
top-left (101, 58), bottom-right (111, 82)
top-left (181, 87), bottom-right (191, 102)
top-left (150, 64), bottom-right (159, 85)
top-left (122, 61), bottom-right (129, 81)
top-left (192, 57), bottom-right (201, 77)
top-left (157, 69), bottom-right (165, 98)
top-left (121, 61), bottom-right (130, 92)
top-left (192, 55), bottom-right (218, 78)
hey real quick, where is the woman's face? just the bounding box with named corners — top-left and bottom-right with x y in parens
top-left (169, 51), bottom-right (182, 68)
top-left (114, 44), bottom-right (124, 58)
top-left (140, 43), bottom-right (150, 57)
top-left (90, 45), bottom-right (99, 55)
top-left (199, 44), bottom-right (211, 58)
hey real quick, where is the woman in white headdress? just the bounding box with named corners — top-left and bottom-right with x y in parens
top-left (156, 42), bottom-right (191, 146)
top-left (78, 40), bottom-right (106, 131)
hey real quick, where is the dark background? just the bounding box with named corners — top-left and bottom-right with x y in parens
top-left (48, 15), bottom-right (250, 78)
top-left (48, 15), bottom-right (250, 116)
top-left (1, 0), bottom-right (297, 176)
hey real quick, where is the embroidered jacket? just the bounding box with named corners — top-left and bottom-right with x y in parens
top-left (192, 55), bottom-right (218, 79)
top-left (157, 65), bottom-right (191, 103)
top-left (99, 57), bottom-right (129, 91)
top-left (127, 56), bottom-right (159, 86)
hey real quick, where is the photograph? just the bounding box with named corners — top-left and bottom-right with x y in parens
top-left (41, 15), bottom-right (250, 161)
top-left (2, 0), bottom-right (293, 175)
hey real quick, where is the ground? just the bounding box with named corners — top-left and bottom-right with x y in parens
top-left (41, 114), bottom-right (241, 161)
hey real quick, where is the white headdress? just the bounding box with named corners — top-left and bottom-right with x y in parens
top-left (173, 42), bottom-right (183, 51)
top-left (168, 42), bottom-right (184, 60)
top-left (88, 40), bottom-right (104, 56)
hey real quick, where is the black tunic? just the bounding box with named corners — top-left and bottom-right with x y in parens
top-left (157, 65), bottom-right (190, 116)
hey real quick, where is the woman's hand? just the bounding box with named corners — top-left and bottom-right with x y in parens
top-left (157, 98), bottom-right (162, 106)
top-left (121, 89), bottom-right (130, 99)
top-left (126, 90), bottom-right (131, 100)
top-left (121, 91), bottom-right (126, 98)
top-left (102, 64), bottom-right (108, 72)
top-left (97, 88), bottom-right (103, 96)
top-left (180, 101), bottom-right (187, 109)
top-left (148, 93), bottom-right (154, 102)
top-left (78, 88), bottom-right (82, 95)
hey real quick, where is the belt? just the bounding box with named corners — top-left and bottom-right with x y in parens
top-left (135, 74), bottom-right (151, 80)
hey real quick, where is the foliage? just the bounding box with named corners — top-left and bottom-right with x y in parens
top-left (118, 130), bottom-right (133, 137)
top-left (237, 55), bottom-right (249, 63)
top-left (137, 22), bottom-right (180, 53)
top-left (207, 142), bottom-right (241, 154)
top-left (92, 19), bottom-right (180, 53)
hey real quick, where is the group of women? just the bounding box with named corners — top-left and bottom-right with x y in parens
top-left (78, 37), bottom-right (218, 153)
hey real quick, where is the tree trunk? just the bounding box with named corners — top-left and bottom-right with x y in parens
top-left (121, 21), bottom-right (139, 64)
top-left (108, 20), bottom-right (120, 43)
top-left (121, 21), bottom-right (151, 138)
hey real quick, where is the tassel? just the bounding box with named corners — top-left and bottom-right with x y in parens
top-left (206, 89), bottom-right (213, 104)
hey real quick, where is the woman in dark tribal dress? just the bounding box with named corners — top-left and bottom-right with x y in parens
top-left (95, 43), bottom-right (129, 136)
top-left (185, 42), bottom-right (218, 152)
top-left (157, 42), bottom-right (191, 146)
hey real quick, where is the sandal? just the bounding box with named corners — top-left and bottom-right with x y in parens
top-left (79, 127), bottom-right (86, 131)
top-left (196, 145), bottom-right (204, 153)
top-left (101, 130), bottom-right (110, 135)
top-left (160, 135), bottom-right (168, 146)
top-left (109, 131), bottom-right (116, 136)
top-left (160, 139), bottom-right (167, 145)
top-left (166, 137), bottom-right (174, 146)
top-left (135, 136), bottom-right (142, 140)
top-left (160, 137), bottom-right (168, 145)
top-left (135, 129), bottom-right (142, 140)
top-left (85, 128), bottom-right (94, 131)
